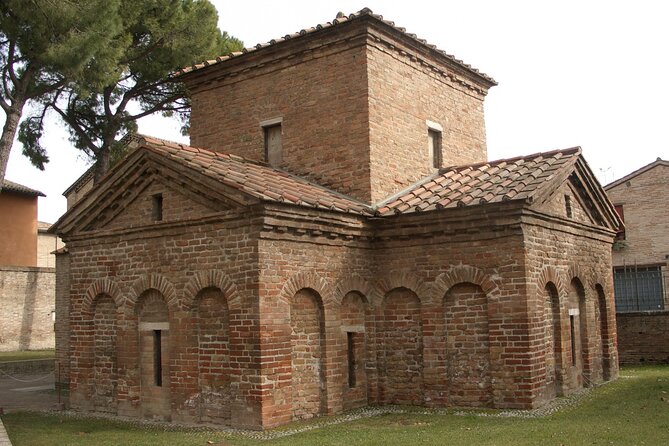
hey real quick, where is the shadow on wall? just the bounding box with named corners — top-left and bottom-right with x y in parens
top-left (20, 272), bottom-right (39, 350)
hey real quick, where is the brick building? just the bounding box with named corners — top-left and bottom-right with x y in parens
top-left (52, 9), bottom-right (621, 428)
top-left (605, 158), bottom-right (669, 363)
top-left (0, 180), bottom-right (57, 351)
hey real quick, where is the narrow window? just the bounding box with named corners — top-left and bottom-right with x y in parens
top-left (347, 332), bottom-right (356, 388)
top-left (153, 330), bottom-right (162, 386)
top-left (152, 193), bottom-right (163, 221)
top-left (428, 129), bottom-right (442, 168)
top-left (264, 123), bottom-right (282, 166)
top-left (569, 315), bottom-right (576, 366)
top-left (564, 194), bottom-right (572, 218)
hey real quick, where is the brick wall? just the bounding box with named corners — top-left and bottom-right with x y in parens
top-left (186, 19), bottom-right (492, 204)
top-left (607, 164), bottom-right (669, 267)
top-left (606, 163), bottom-right (669, 307)
top-left (366, 41), bottom-right (488, 202)
top-left (616, 311), bottom-right (669, 364)
top-left (189, 28), bottom-right (371, 202)
top-left (0, 266), bottom-right (55, 351)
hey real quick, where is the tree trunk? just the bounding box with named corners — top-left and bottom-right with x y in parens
top-left (93, 143), bottom-right (111, 184)
top-left (0, 103), bottom-right (25, 188)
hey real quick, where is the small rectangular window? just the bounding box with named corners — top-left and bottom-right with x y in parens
top-left (264, 124), bottom-right (282, 166)
top-left (428, 129), bottom-right (442, 169)
top-left (153, 330), bottom-right (162, 386)
top-left (347, 332), bottom-right (356, 388)
top-left (152, 193), bottom-right (163, 221)
top-left (565, 195), bottom-right (573, 218)
top-left (569, 315), bottom-right (576, 366)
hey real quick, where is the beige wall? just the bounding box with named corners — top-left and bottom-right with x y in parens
top-left (37, 230), bottom-right (64, 268)
top-left (0, 266), bottom-right (55, 351)
top-left (0, 192), bottom-right (38, 267)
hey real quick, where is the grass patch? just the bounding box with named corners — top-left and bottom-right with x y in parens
top-left (0, 350), bottom-right (54, 363)
top-left (3, 365), bottom-right (669, 446)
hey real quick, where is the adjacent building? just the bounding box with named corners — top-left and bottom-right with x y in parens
top-left (605, 158), bottom-right (669, 363)
top-left (0, 180), bottom-right (59, 351)
top-left (52, 9), bottom-right (621, 428)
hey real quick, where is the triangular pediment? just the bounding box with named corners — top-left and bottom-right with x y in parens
top-left (54, 149), bottom-right (260, 236)
top-left (530, 157), bottom-right (621, 232)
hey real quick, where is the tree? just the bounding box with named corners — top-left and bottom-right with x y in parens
top-left (21, 0), bottom-right (243, 182)
top-left (0, 0), bottom-right (122, 186)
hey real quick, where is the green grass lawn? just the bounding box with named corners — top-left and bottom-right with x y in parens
top-left (3, 365), bottom-right (669, 446)
top-left (0, 350), bottom-right (55, 362)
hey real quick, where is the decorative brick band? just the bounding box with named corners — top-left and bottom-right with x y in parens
top-left (128, 273), bottom-right (178, 310)
top-left (83, 279), bottom-right (123, 312)
top-left (537, 266), bottom-right (567, 298)
top-left (333, 276), bottom-right (379, 307)
top-left (376, 271), bottom-right (431, 303)
top-left (183, 270), bottom-right (241, 310)
top-left (278, 271), bottom-right (332, 308)
top-left (567, 264), bottom-right (591, 296)
top-left (432, 265), bottom-right (500, 301)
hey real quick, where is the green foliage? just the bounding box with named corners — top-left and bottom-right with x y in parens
top-left (0, 0), bottom-right (122, 181)
top-left (20, 0), bottom-right (243, 181)
top-left (0, 349), bottom-right (54, 362)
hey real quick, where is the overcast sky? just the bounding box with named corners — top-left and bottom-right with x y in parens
top-left (4, 0), bottom-right (668, 223)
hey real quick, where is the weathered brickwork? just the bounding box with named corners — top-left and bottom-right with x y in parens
top-left (606, 162), bottom-right (669, 307)
top-left (605, 160), bottom-right (669, 363)
top-left (0, 266), bottom-right (55, 351)
top-left (53, 9), bottom-right (620, 430)
top-left (616, 312), bottom-right (669, 364)
top-left (186, 16), bottom-right (492, 204)
top-left (366, 42), bottom-right (488, 202)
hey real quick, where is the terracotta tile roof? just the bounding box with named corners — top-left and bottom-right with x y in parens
top-left (375, 148), bottom-right (582, 216)
top-left (176, 8), bottom-right (495, 86)
top-left (135, 135), bottom-right (374, 216)
top-left (1, 179), bottom-right (45, 197)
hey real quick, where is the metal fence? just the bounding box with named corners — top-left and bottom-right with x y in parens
top-left (614, 265), bottom-right (666, 312)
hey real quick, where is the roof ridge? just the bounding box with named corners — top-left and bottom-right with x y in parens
top-left (440, 147), bottom-right (582, 173)
top-left (604, 157), bottom-right (669, 190)
top-left (1, 179), bottom-right (45, 196)
top-left (176, 8), bottom-right (495, 85)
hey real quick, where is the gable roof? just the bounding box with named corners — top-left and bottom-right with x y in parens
top-left (604, 158), bottom-right (669, 191)
top-left (1, 179), bottom-right (45, 197)
top-left (376, 148), bottom-right (582, 215)
top-left (176, 8), bottom-right (496, 87)
top-left (138, 135), bottom-right (375, 216)
top-left (53, 135), bottom-right (621, 235)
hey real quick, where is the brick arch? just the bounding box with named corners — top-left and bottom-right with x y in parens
top-left (333, 276), bottom-right (379, 307)
top-left (183, 270), bottom-right (241, 310)
top-left (278, 271), bottom-right (332, 307)
top-left (83, 279), bottom-right (123, 312)
top-left (433, 265), bottom-right (500, 300)
top-left (537, 266), bottom-right (567, 297)
top-left (376, 271), bottom-right (431, 303)
top-left (128, 273), bottom-right (178, 310)
top-left (568, 264), bottom-right (592, 291)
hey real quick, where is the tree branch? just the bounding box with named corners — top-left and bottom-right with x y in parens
top-left (50, 102), bottom-right (100, 156)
